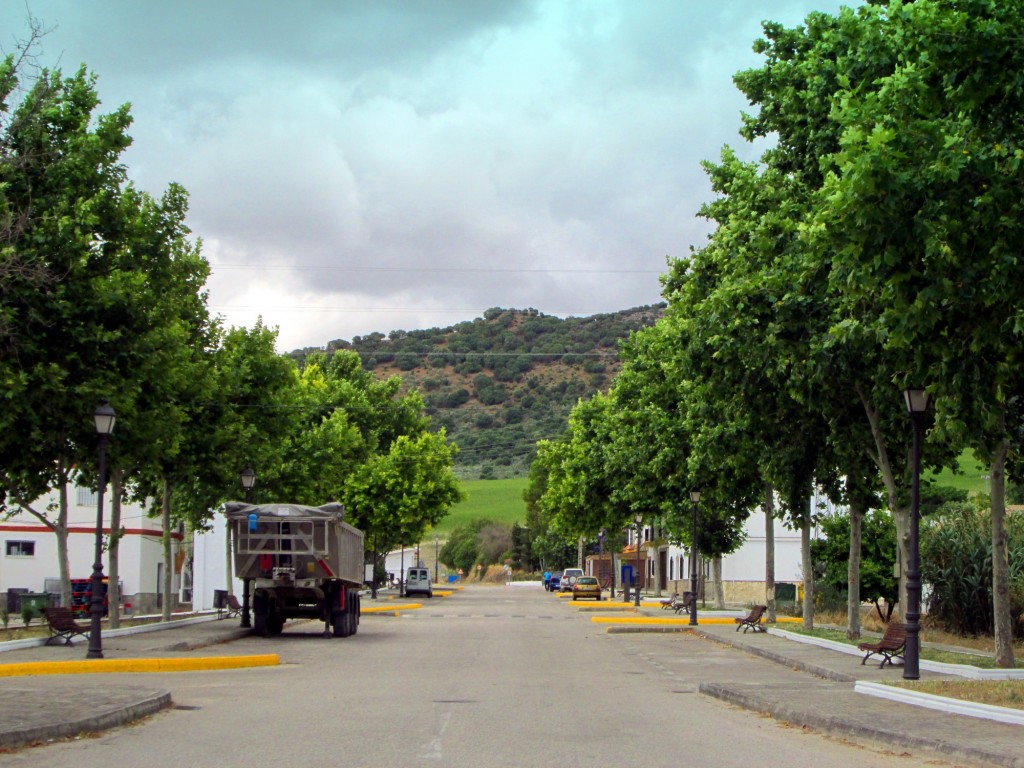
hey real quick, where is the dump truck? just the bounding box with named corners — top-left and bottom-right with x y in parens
top-left (224, 501), bottom-right (364, 638)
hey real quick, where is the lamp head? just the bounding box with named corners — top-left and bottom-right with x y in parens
top-left (240, 466), bottom-right (256, 490)
top-left (690, 488), bottom-right (701, 504)
top-left (93, 402), bottom-right (116, 436)
top-left (903, 387), bottom-right (930, 415)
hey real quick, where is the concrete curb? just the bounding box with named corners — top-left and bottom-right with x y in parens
top-left (699, 682), bottom-right (1024, 768)
top-left (770, 627), bottom-right (1024, 680)
top-left (0, 686), bottom-right (172, 750)
top-left (693, 627), bottom-right (857, 682)
top-left (855, 681), bottom-right (1024, 726)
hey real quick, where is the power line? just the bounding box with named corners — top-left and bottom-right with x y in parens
top-left (211, 264), bottom-right (665, 275)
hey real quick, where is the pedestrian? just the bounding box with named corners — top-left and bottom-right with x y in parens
top-left (543, 570), bottom-right (551, 591)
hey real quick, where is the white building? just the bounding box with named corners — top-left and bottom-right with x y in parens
top-left (0, 483), bottom-right (182, 615)
top-left (600, 510), bottom-right (806, 605)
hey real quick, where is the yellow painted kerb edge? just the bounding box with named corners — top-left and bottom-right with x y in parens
top-left (0, 654), bottom-right (280, 677)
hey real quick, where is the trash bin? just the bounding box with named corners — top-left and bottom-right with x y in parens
top-left (776, 583), bottom-right (796, 603)
top-left (213, 589), bottom-right (228, 610)
top-left (20, 593), bottom-right (49, 619)
top-left (7, 588), bottom-right (28, 613)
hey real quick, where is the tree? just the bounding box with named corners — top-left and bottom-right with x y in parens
top-left (0, 57), bottom-right (214, 610)
top-left (812, 510), bottom-right (898, 624)
top-left (815, 0), bottom-right (1024, 666)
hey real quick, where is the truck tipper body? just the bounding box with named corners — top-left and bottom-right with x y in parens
top-left (224, 501), bottom-right (364, 638)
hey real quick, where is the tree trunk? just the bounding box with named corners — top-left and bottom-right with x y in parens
top-left (226, 514), bottom-right (234, 596)
top-left (857, 384), bottom-right (910, 620)
top-left (764, 483), bottom-right (776, 622)
top-left (108, 468), bottom-right (122, 629)
top-left (712, 556), bottom-right (725, 608)
top-left (652, 523), bottom-right (662, 597)
top-left (846, 494), bottom-right (863, 640)
top-left (162, 478), bottom-right (172, 622)
top-left (56, 460), bottom-right (72, 607)
top-left (801, 509), bottom-right (814, 631)
top-left (990, 443), bottom-right (1016, 668)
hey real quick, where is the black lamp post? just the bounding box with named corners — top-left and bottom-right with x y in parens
top-left (239, 466), bottom-right (256, 628)
top-left (241, 466), bottom-right (256, 502)
top-left (903, 387), bottom-right (930, 680)
top-left (87, 402), bottom-right (116, 659)
top-left (633, 513), bottom-right (643, 608)
top-left (689, 489), bottom-right (701, 626)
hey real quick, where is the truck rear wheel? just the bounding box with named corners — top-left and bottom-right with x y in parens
top-left (332, 590), bottom-right (352, 638)
top-left (253, 592), bottom-right (270, 637)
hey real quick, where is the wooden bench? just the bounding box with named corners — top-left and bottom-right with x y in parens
top-left (672, 593), bottom-right (695, 615)
top-left (858, 622), bottom-right (907, 668)
top-left (734, 604), bottom-right (768, 633)
top-left (43, 606), bottom-right (90, 646)
top-left (224, 594), bottom-right (242, 619)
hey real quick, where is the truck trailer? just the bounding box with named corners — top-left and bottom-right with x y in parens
top-left (224, 501), bottom-right (364, 638)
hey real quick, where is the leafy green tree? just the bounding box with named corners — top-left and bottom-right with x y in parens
top-left (814, 0), bottom-right (1024, 666)
top-left (812, 510), bottom-right (898, 624)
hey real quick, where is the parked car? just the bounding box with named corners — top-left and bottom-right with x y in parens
top-left (572, 575), bottom-right (602, 601)
top-left (559, 568), bottom-right (584, 592)
top-left (547, 574), bottom-right (561, 592)
top-left (405, 567), bottom-right (433, 598)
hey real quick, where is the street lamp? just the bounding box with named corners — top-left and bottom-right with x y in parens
top-left (633, 513), bottom-right (643, 608)
top-left (87, 402), bottom-right (116, 659)
top-left (239, 466), bottom-right (256, 628)
top-left (903, 387), bottom-right (930, 680)
top-left (689, 489), bottom-right (701, 626)
top-left (240, 466), bottom-right (256, 502)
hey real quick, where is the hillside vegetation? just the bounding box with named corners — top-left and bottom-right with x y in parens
top-left (292, 305), bottom-right (664, 477)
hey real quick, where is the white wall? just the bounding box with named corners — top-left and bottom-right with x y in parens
top-left (190, 514), bottom-right (243, 611)
top-left (0, 485), bottom-right (169, 601)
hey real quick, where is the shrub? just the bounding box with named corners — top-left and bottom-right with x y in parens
top-left (922, 506), bottom-right (1024, 638)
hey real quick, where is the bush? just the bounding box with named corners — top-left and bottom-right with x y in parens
top-left (922, 506), bottom-right (1024, 638)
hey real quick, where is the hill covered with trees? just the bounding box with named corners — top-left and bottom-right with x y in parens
top-left (291, 305), bottom-right (664, 477)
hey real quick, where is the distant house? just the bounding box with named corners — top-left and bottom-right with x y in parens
top-left (588, 511), bottom-right (805, 605)
top-left (0, 483), bottom-right (183, 615)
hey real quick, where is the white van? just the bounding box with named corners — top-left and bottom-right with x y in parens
top-left (406, 567), bottom-right (433, 598)
top-left (559, 568), bottom-right (584, 592)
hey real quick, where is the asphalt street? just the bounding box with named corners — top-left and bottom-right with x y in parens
top-left (0, 586), bottom-right (1020, 767)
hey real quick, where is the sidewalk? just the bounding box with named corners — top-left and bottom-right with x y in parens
top-left (0, 616), bottom-right (256, 749)
top-left (691, 623), bottom-right (1024, 768)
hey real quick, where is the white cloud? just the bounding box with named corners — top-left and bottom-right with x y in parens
top-left (3, 0), bottom-right (851, 351)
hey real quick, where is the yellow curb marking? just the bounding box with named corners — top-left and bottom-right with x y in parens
top-left (0, 654), bottom-right (280, 677)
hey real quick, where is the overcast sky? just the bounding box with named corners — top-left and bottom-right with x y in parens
top-left (2, 1), bottom-right (850, 351)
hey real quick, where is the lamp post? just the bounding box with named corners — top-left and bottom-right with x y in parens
top-left (87, 402), bottom-right (116, 659)
top-left (239, 466), bottom-right (256, 628)
top-left (689, 489), bottom-right (701, 626)
top-left (434, 535), bottom-right (440, 584)
top-left (903, 387), bottom-right (930, 680)
top-left (633, 513), bottom-right (643, 608)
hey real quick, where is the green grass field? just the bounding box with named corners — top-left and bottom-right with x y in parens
top-left (428, 477), bottom-right (529, 537)
top-left (927, 450), bottom-right (990, 496)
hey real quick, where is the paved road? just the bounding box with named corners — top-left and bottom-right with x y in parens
top-left (1, 587), bottom-right (975, 767)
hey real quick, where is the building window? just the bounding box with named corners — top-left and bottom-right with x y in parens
top-left (5, 540), bottom-right (35, 557)
top-left (77, 487), bottom-right (98, 506)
